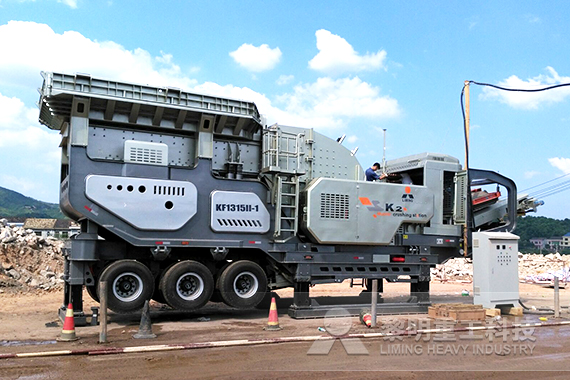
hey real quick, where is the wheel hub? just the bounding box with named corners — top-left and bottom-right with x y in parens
top-left (112, 272), bottom-right (143, 302)
top-left (233, 271), bottom-right (258, 299)
top-left (176, 272), bottom-right (204, 301)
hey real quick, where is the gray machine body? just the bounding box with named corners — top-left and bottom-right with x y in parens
top-left (37, 71), bottom-right (525, 299)
top-left (472, 231), bottom-right (520, 309)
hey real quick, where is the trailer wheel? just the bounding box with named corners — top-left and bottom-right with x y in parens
top-left (86, 285), bottom-right (100, 302)
top-left (219, 261), bottom-right (267, 309)
top-left (159, 261), bottom-right (214, 311)
top-left (98, 260), bottom-right (154, 313)
top-left (151, 266), bottom-right (173, 305)
top-left (152, 280), bottom-right (167, 304)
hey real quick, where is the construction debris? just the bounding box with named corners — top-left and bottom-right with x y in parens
top-left (0, 219), bottom-right (65, 292)
top-left (431, 252), bottom-right (570, 284)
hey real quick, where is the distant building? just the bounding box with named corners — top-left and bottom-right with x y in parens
top-left (530, 237), bottom-right (546, 250)
top-left (562, 233), bottom-right (570, 248)
top-left (23, 218), bottom-right (79, 239)
top-left (529, 236), bottom-right (565, 251)
top-left (546, 237), bottom-right (563, 251)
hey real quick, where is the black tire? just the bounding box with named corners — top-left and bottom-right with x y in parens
top-left (152, 265), bottom-right (173, 305)
top-left (159, 261), bottom-right (214, 311)
top-left (97, 260), bottom-right (154, 313)
top-left (210, 262), bottom-right (232, 303)
top-left (152, 280), bottom-right (167, 304)
top-left (86, 285), bottom-right (100, 302)
top-left (218, 260), bottom-right (267, 309)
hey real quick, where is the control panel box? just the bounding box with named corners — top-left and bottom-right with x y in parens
top-left (472, 231), bottom-right (520, 309)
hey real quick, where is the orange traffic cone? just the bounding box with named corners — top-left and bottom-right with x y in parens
top-left (264, 296), bottom-right (282, 331)
top-left (58, 303), bottom-right (79, 341)
top-left (360, 309), bottom-right (372, 328)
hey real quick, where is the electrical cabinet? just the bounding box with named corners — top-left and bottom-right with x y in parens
top-left (472, 231), bottom-right (520, 308)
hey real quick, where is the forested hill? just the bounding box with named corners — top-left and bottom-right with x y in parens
top-left (0, 186), bottom-right (63, 220)
top-left (515, 216), bottom-right (570, 250)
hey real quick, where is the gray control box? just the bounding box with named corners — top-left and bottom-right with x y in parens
top-left (472, 231), bottom-right (520, 309)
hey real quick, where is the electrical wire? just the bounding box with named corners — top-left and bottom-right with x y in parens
top-left (520, 172), bottom-right (570, 193)
top-left (461, 80), bottom-right (570, 212)
top-left (534, 183), bottom-right (570, 199)
top-left (530, 178), bottom-right (570, 198)
top-left (468, 81), bottom-right (570, 93)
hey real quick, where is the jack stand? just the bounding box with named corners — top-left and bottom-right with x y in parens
top-left (90, 307), bottom-right (100, 326)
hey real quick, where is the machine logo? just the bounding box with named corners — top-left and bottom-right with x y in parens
top-left (401, 186), bottom-right (414, 202)
top-left (358, 197), bottom-right (385, 212)
top-left (359, 197), bottom-right (409, 218)
top-left (359, 191), bottom-right (426, 219)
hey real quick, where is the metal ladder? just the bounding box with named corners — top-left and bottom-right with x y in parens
top-left (262, 124), bottom-right (305, 242)
top-left (274, 174), bottom-right (300, 242)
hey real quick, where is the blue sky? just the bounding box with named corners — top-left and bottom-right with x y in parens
top-left (0, 0), bottom-right (569, 219)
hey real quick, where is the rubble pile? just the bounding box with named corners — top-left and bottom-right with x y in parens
top-left (430, 257), bottom-right (474, 282)
top-left (0, 218), bottom-right (65, 292)
top-left (431, 252), bottom-right (570, 283)
top-left (519, 253), bottom-right (570, 283)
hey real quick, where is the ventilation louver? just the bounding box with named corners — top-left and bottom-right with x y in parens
top-left (320, 193), bottom-right (350, 220)
top-left (124, 140), bottom-right (168, 166)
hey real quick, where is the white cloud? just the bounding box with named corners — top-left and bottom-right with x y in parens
top-left (308, 29), bottom-right (387, 75)
top-left (10, 0), bottom-right (77, 7)
top-left (0, 21), bottom-right (400, 134)
top-left (276, 74), bottom-right (294, 86)
top-left (0, 92), bottom-right (61, 201)
top-left (0, 21), bottom-right (198, 91)
top-left (193, 76), bottom-right (399, 132)
top-left (58, 0), bottom-right (77, 8)
top-left (0, 93), bottom-right (60, 149)
top-left (525, 14), bottom-right (541, 24)
top-left (549, 157), bottom-right (570, 174)
top-left (0, 93), bottom-right (35, 129)
top-left (279, 76), bottom-right (400, 120)
top-left (0, 175), bottom-right (39, 194)
top-left (229, 43), bottom-right (282, 72)
top-left (347, 135), bottom-right (358, 144)
top-left (481, 67), bottom-right (570, 109)
top-left (524, 170), bottom-right (541, 179)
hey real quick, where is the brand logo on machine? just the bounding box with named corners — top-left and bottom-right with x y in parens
top-left (359, 197), bottom-right (407, 218)
top-left (359, 195), bottom-right (426, 219)
top-left (401, 186), bottom-right (414, 202)
top-left (358, 197), bottom-right (384, 212)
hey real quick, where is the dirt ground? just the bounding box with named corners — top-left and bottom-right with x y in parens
top-left (1, 281), bottom-right (570, 379)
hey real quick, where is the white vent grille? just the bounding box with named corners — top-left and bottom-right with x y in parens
top-left (320, 193), bottom-right (350, 219)
top-left (154, 185), bottom-right (185, 196)
top-left (124, 140), bottom-right (168, 166)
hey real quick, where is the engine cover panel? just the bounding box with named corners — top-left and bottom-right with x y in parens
top-left (301, 178), bottom-right (434, 244)
top-left (85, 175), bottom-right (197, 230)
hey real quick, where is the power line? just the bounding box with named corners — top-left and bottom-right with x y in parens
top-left (520, 172), bottom-right (570, 193)
top-left (468, 81), bottom-right (570, 93)
top-left (461, 80), bottom-right (570, 204)
top-left (531, 179), bottom-right (570, 199)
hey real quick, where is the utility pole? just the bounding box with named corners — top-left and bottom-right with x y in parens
top-left (382, 128), bottom-right (387, 175)
top-left (463, 81), bottom-right (470, 257)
